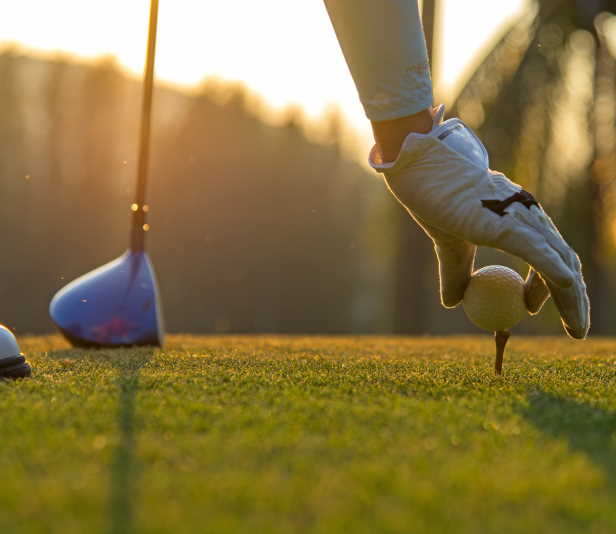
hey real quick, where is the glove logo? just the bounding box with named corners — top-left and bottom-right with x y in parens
top-left (481, 190), bottom-right (540, 216)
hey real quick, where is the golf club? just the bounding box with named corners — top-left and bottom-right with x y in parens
top-left (49, 0), bottom-right (164, 348)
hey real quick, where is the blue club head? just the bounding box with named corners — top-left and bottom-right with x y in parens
top-left (49, 250), bottom-right (164, 348)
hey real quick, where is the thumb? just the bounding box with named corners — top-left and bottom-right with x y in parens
top-left (433, 239), bottom-right (476, 308)
top-left (410, 216), bottom-right (476, 308)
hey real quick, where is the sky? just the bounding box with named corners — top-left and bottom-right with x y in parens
top-left (0, 0), bottom-right (527, 153)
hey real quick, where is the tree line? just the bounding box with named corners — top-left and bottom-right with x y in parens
top-left (2, 41), bottom-right (604, 336)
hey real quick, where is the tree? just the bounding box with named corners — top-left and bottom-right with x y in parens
top-left (449, 0), bottom-right (616, 333)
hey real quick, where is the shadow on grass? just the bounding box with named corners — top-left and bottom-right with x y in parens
top-left (521, 389), bottom-right (616, 488)
top-left (46, 346), bottom-right (154, 533)
top-left (106, 349), bottom-right (153, 534)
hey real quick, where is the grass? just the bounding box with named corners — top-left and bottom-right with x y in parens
top-left (1, 335), bottom-right (616, 534)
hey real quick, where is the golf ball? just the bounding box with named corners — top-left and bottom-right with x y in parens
top-left (463, 265), bottom-right (527, 332)
top-left (0, 325), bottom-right (20, 358)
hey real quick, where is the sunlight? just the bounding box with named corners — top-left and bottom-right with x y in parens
top-left (0, 0), bottom-right (527, 151)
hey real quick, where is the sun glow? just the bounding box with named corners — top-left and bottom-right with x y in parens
top-left (0, 0), bottom-right (526, 154)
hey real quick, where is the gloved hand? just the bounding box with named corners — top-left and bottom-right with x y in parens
top-left (370, 106), bottom-right (590, 338)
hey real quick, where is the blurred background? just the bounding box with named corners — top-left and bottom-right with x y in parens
top-left (0, 0), bottom-right (614, 336)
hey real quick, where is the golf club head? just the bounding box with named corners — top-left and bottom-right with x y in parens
top-left (49, 250), bottom-right (164, 348)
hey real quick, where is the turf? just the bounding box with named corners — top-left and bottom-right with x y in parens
top-left (1, 335), bottom-right (616, 534)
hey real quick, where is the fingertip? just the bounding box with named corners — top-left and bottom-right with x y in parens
top-left (441, 298), bottom-right (462, 309)
top-left (562, 308), bottom-right (590, 339)
top-left (565, 324), bottom-right (588, 339)
top-left (440, 289), bottom-right (464, 309)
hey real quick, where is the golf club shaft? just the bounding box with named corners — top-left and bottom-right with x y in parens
top-left (131, 0), bottom-right (159, 252)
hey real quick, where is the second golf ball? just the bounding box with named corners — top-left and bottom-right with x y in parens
top-left (463, 265), bottom-right (527, 332)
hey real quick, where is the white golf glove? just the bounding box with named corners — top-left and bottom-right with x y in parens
top-left (370, 106), bottom-right (590, 339)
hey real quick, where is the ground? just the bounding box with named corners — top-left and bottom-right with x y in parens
top-left (1, 335), bottom-right (616, 534)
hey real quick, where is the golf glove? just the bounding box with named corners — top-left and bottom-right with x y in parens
top-left (370, 105), bottom-right (590, 339)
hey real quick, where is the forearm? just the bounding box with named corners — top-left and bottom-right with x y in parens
top-left (323, 0), bottom-right (433, 122)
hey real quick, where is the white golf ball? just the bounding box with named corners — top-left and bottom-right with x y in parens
top-left (463, 265), bottom-right (527, 332)
top-left (0, 324), bottom-right (21, 358)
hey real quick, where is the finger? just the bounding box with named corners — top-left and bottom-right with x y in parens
top-left (499, 228), bottom-right (575, 288)
top-left (549, 250), bottom-right (590, 339)
top-left (546, 276), bottom-right (590, 339)
top-left (523, 206), bottom-right (582, 276)
top-left (524, 268), bottom-right (550, 314)
top-left (510, 206), bottom-right (590, 337)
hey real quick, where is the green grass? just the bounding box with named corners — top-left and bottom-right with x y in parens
top-left (1, 335), bottom-right (616, 534)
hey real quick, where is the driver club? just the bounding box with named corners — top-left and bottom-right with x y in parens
top-left (49, 0), bottom-right (164, 348)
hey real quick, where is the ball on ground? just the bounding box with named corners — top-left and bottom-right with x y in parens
top-left (0, 325), bottom-right (31, 379)
top-left (463, 265), bottom-right (527, 332)
top-left (0, 325), bottom-right (20, 358)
